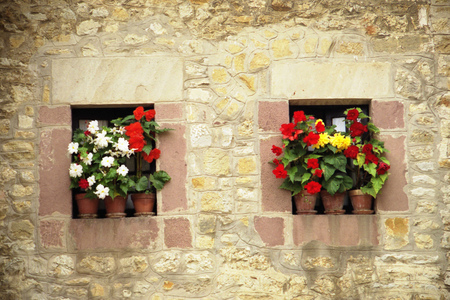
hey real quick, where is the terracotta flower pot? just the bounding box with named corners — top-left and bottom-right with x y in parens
top-left (320, 190), bottom-right (346, 214)
top-left (75, 193), bottom-right (99, 218)
top-left (294, 191), bottom-right (318, 215)
top-left (132, 193), bottom-right (155, 216)
top-left (104, 195), bottom-right (127, 218)
top-left (349, 189), bottom-right (374, 214)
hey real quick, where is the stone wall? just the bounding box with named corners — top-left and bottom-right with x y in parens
top-left (1, 0), bottom-right (449, 299)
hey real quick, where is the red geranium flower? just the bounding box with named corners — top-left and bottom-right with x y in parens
top-left (84, 130), bottom-right (91, 136)
top-left (142, 148), bottom-right (161, 163)
top-left (362, 144), bottom-right (373, 154)
top-left (271, 145), bottom-right (283, 156)
top-left (315, 120), bottom-right (325, 133)
top-left (314, 169), bottom-right (323, 178)
top-left (344, 145), bottom-right (359, 159)
top-left (129, 133), bottom-right (146, 152)
top-left (347, 109), bottom-right (359, 121)
top-left (365, 153), bottom-right (379, 165)
top-left (293, 111), bottom-right (306, 123)
top-left (350, 121), bottom-right (368, 137)
top-left (133, 106), bottom-right (145, 121)
top-left (280, 123), bottom-right (302, 141)
top-left (145, 109), bottom-right (156, 121)
top-left (273, 164), bottom-right (288, 179)
top-left (78, 178), bottom-right (89, 189)
top-left (303, 132), bottom-right (320, 146)
top-left (305, 181), bottom-right (322, 194)
top-left (125, 122), bottom-right (144, 137)
top-left (377, 162), bottom-right (390, 175)
top-left (307, 158), bottom-right (319, 169)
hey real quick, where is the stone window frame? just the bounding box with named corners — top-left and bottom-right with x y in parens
top-left (257, 98), bottom-right (408, 248)
top-left (38, 103), bottom-right (192, 250)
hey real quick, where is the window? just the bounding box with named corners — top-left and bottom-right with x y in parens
top-left (71, 106), bottom-right (155, 218)
top-left (289, 104), bottom-right (369, 214)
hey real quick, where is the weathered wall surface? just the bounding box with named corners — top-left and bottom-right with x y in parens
top-left (1, 0), bottom-right (449, 299)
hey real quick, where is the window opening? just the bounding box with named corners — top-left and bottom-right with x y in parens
top-left (71, 106), bottom-right (155, 218)
top-left (289, 104), bottom-right (369, 214)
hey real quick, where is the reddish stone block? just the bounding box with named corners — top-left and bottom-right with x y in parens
top-left (260, 136), bottom-right (291, 212)
top-left (371, 100), bottom-right (405, 129)
top-left (164, 217), bottom-right (192, 248)
top-left (258, 101), bottom-right (289, 132)
top-left (254, 216), bottom-right (284, 246)
top-left (158, 123), bottom-right (187, 213)
top-left (155, 103), bottom-right (183, 121)
top-left (376, 135), bottom-right (408, 212)
top-left (38, 106), bottom-right (71, 126)
top-left (69, 218), bottom-right (159, 250)
top-left (40, 219), bottom-right (65, 248)
top-left (39, 128), bottom-right (72, 216)
top-left (293, 215), bottom-right (378, 246)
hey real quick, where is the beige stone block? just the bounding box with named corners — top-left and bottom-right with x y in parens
top-left (12, 85), bottom-right (32, 102)
top-left (52, 57), bottom-right (183, 104)
top-left (384, 217), bottom-right (409, 250)
top-left (233, 53), bottom-right (246, 72)
top-left (77, 256), bottom-right (115, 275)
top-left (10, 35), bottom-right (25, 48)
top-left (250, 52), bottom-right (270, 71)
top-left (271, 39), bottom-right (293, 58)
top-left (192, 177), bottom-right (216, 190)
top-left (414, 233), bottom-right (433, 249)
top-left (0, 119), bottom-right (10, 135)
top-left (112, 7), bottom-right (129, 21)
top-left (201, 192), bottom-right (231, 212)
top-left (336, 42), bottom-right (364, 56)
top-left (196, 236), bottom-right (214, 249)
top-left (271, 61), bottom-right (393, 99)
top-left (76, 20), bottom-right (101, 35)
top-left (304, 37), bottom-right (318, 53)
top-left (90, 283), bottom-right (105, 297)
top-left (238, 157), bottom-right (257, 174)
top-left (10, 219), bottom-right (34, 240)
top-left (238, 74), bottom-right (256, 92)
top-left (198, 214), bottom-right (216, 233)
top-left (211, 67), bottom-right (229, 83)
top-left (49, 255), bottom-right (75, 277)
top-left (11, 184), bottom-right (33, 198)
top-left (203, 149), bottom-right (230, 175)
top-left (119, 256), bottom-right (148, 274)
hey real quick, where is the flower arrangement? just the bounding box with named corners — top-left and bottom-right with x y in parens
top-left (111, 106), bottom-right (172, 194)
top-left (270, 110), bottom-right (353, 197)
top-left (343, 108), bottom-right (391, 198)
top-left (68, 120), bottom-right (135, 199)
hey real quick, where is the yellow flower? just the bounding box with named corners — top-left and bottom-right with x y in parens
top-left (313, 132), bottom-right (330, 149)
top-left (330, 133), bottom-right (351, 152)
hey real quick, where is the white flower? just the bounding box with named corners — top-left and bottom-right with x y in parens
top-left (95, 130), bottom-right (111, 149)
top-left (68, 142), bottom-right (79, 154)
top-left (117, 165), bottom-right (129, 176)
top-left (82, 153), bottom-right (93, 165)
top-left (101, 156), bottom-right (114, 168)
top-left (69, 163), bottom-right (83, 178)
top-left (87, 120), bottom-right (99, 134)
top-left (94, 184), bottom-right (110, 199)
top-left (115, 137), bottom-right (129, 153)
top-left (87, 175), bottom-right (96, 187)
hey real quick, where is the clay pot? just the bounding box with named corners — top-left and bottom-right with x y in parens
top-left (75, 193), bottom-right (99, 218)
top-left (294, 191), bottom-right (318, 215)
top-left (320, 190), bottom-right (346, 214)
top-left (104, 195), bottom-right (127, 218)
top-left (349, 189), bottom-right (374, 214)
top-left (131, 193), bottom-right (155, 216)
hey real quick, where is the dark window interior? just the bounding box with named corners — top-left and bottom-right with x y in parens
top-left (289, 104), bottom-right (369, 214)
top-left (71, 106), bottom-right (155, 218)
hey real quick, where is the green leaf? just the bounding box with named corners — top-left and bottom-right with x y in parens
top-left (322, 164), bottom-right (336, 181)
top-left (287, 166), bottom-right (298, 183)
top-left (367, 122), bottom-right (380, 134)
top-left (364, 163), bottom-right (377, 177)
top-left (150, 171), bottom-right (171, 191)
top-left (356, 155), bottom-right (365, 168)
top-left (142, 144), bottom-right (153, 155)
top-left (106, 168), bottom-right (117, 180)
top-left (135, 176), bottom-right (149, 192)
top-left (301, 173), bottom-right (311, 184)
top-left (334, 154), bottom-right (347, 172)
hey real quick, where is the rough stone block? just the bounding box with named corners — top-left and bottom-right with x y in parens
top-left (254, 216), bottom-right (285, 246)
top-left (164, 217), bottom-right (192, 248)
top-left (260, 136), bottom-right (292, 212)
top-left (258, 101), bottom-right (289, 133)
top-left (69, 218), bottom-right (159, 250)
top-left (158, 123), bottom-right (187, 213)
top-left (52, 57), bottom-right (183, 104)
top-left (39, 128), bottom-right (72, 216)
top-left (384, 217), bottom-right (409, 250)
top-left (371, 100), bottom-right (405, 129)
top-left (38, 106), bottom-right (71, 125)
top-left (376, 135), bottom-right (409, 212)
top-left (271, 62), bottom-right (393, 99)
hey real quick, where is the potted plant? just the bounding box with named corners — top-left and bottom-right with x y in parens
top-left (69, 120), bottom-right (136, 218)
top-left (343, 108), bottom-right (391, 214)
top-left (270, 110), bottom-right (354, 214)
top-left (112, 106), bottom-right (172, 216)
